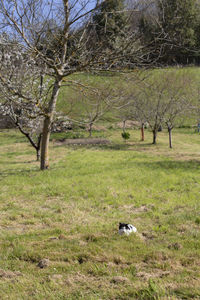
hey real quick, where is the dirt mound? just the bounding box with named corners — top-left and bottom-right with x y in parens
top-left (56, 138), bottom-right (110, 145)
top-left (0, 269), bottom-right (22, 279)
top-left (116, 120), bottom-right (140, 129)
top-left (86, 124), bottom-right (107, 131)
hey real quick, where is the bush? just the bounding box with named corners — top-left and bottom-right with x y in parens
top-left (121, 131), bottom-right (130, 141)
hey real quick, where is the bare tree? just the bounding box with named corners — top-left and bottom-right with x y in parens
top-left (117, 72), bottom-right (148, 141)
top-left (163, 73), bottom-right (195, 148)
top-left (69, 77), bottom-right (126, 137)
top-left (79, 90), bottom-right (114, 137)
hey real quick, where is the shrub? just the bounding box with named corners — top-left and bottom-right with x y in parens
top-left (121, 131), bottom-right (130, 141)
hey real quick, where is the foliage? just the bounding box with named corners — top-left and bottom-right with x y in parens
top-left (92, 0), bottom-right (127, 49)
top-left (159, 0), bottom-right (199, 62)
top-left (139, 0), bottom-right (200, 64)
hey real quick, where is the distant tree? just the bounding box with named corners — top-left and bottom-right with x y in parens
top-left (118, 72), bottom-right (148, 141)
top-left (163, 76), bottom-right (194, 148)
top-left (79, 90), bottom-right (116, 137)
top-left (68, 77), bottom-right (125, 137)
top-left (92, 0), bottom-right (127, 49)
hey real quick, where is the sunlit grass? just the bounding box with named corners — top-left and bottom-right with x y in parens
top-left (0, 128), bottom-right (200, 299)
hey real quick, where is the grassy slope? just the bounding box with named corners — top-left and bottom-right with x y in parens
top-left (0, 128), bottom-right (200, 299)
top-left (56, 67), bottom-right (200, 126)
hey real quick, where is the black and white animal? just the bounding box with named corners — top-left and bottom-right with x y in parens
top-left (118, 223), bottom-right (137, 235)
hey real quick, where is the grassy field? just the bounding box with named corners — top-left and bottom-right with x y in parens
top-left (0, 128), bottom-right (200, 299)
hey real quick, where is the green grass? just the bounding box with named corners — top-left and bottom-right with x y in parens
top-left (56, 67), bottom-right (200, 128)
top-left (0, 128), bottom-right (200, 299)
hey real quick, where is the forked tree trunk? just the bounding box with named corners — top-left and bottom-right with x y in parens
top-left (141, 123), bottom-right (144, 141)
top-left (152, 129), bottom-right (157, 144)
top-left (40, 79), bottom-right (62, 170)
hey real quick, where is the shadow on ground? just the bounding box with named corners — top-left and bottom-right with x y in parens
top-left (0, 168), bottom-right (39, 179)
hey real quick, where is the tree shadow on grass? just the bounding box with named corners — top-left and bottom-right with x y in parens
top-left (56, 142), bottom-right (136, 151)
top-left (0, 160), bottom-right (36, 165)
top-left (0, 168), bottom-right (39, 179)
top-left (91, 143), bottom-right (132, 151)
top-left (118, 159), bottom-right (200, 172)
top-left (0, 134), bottom-right (26, 144)
top-left (73, 141), bottom-right (157, 151)
top-left (144, 159), bottom-right (200, 171)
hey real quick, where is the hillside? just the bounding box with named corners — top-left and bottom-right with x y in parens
top-left (55, 67), bottom-right (200, 128)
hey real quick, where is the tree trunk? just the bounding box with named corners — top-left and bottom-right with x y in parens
top-left (36, 148), bottom-right (40, 161)
top-left (141, 123), bottom-right (144, 141)
top-left (168, 127), bottom-right (172, 148)
top-left (152, 129), bottom-right (157, 144)
top-left (40, 78), bottom-right (62, 170)
top-left (89, 123), bottom-right (93, 137)
top-left (123, 120), bottom-right (126, 133)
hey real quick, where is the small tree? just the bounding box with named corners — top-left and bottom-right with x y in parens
top-left (163, 77), bottom-right (195, 148)
top-left (67, 77), bottom-right (125, 137)
top-left (121, 131), bottom-right (130, 142)
top-left (81, 88), bottom-right (118, 137)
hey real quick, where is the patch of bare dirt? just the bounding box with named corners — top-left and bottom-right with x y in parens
top-left (65, 271), bottom-right (101, 287)
top-left (111, 276), bottom-right (130, 284)
top-left (116, 120), bottom-right (140, 129)
top-left (0, 269), bottom-right (22, 279)
top-left (123, 204), bottom-right (151, 213)
top-left (168, 243), bottom-right (182, 250)
top-left (48, 274), bottom-right (63, 283)
top-left (55, 138), bottom-right (110, 146)
top-left (86, 124), bottom-right (107, 131)
top-left (137, 270), bottom-right (170, 281)
top-left (142, 231), bottom-right (157, 240)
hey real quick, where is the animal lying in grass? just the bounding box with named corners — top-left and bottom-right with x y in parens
top-left (118, 223), bottom-right (137, 235)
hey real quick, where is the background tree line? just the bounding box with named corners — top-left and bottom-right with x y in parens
top-left (92, 0), bottom-right (200, 66)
